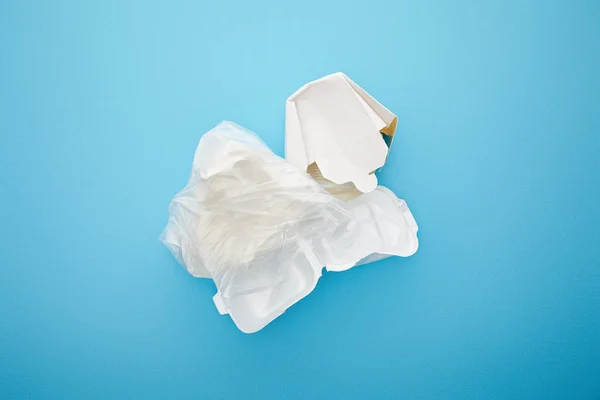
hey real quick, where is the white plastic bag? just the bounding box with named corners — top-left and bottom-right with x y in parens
top-left (162, 120), bottom-right (419, 333)
top-left (161, 121), bottom-right (359, 332)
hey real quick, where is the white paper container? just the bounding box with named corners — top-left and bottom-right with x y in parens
top-left (286, 72), bottom-right (398, 193)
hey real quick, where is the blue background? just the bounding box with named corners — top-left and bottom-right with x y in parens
top-left (1, 0), bottom-right (599, 398)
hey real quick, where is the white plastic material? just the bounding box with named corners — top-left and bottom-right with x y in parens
top-left (161, 121), bottom-right (360, 333)
top-left (162, 120), bottom-right (419, 333)
top-left (326, 187), bottom-right (419, 271)
top-left (305, 163), bottom-right (418, 270)
top-left (285, 72), bottom-right (397, 193)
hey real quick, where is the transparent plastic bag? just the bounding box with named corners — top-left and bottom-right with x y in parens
top-left (161, 121), bottom-right (358, 332)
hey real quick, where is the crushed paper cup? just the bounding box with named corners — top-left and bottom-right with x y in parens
top-left (285, 72), bottom-right (397, 193)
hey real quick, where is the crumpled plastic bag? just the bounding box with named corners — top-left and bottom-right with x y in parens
top-left (161, 120), bottom-right (419, 333)
top-left (161, 121), bottom-right (360, 332)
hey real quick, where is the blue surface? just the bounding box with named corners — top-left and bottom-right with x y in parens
top-left (1, 0), bottom-right (599, 398)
